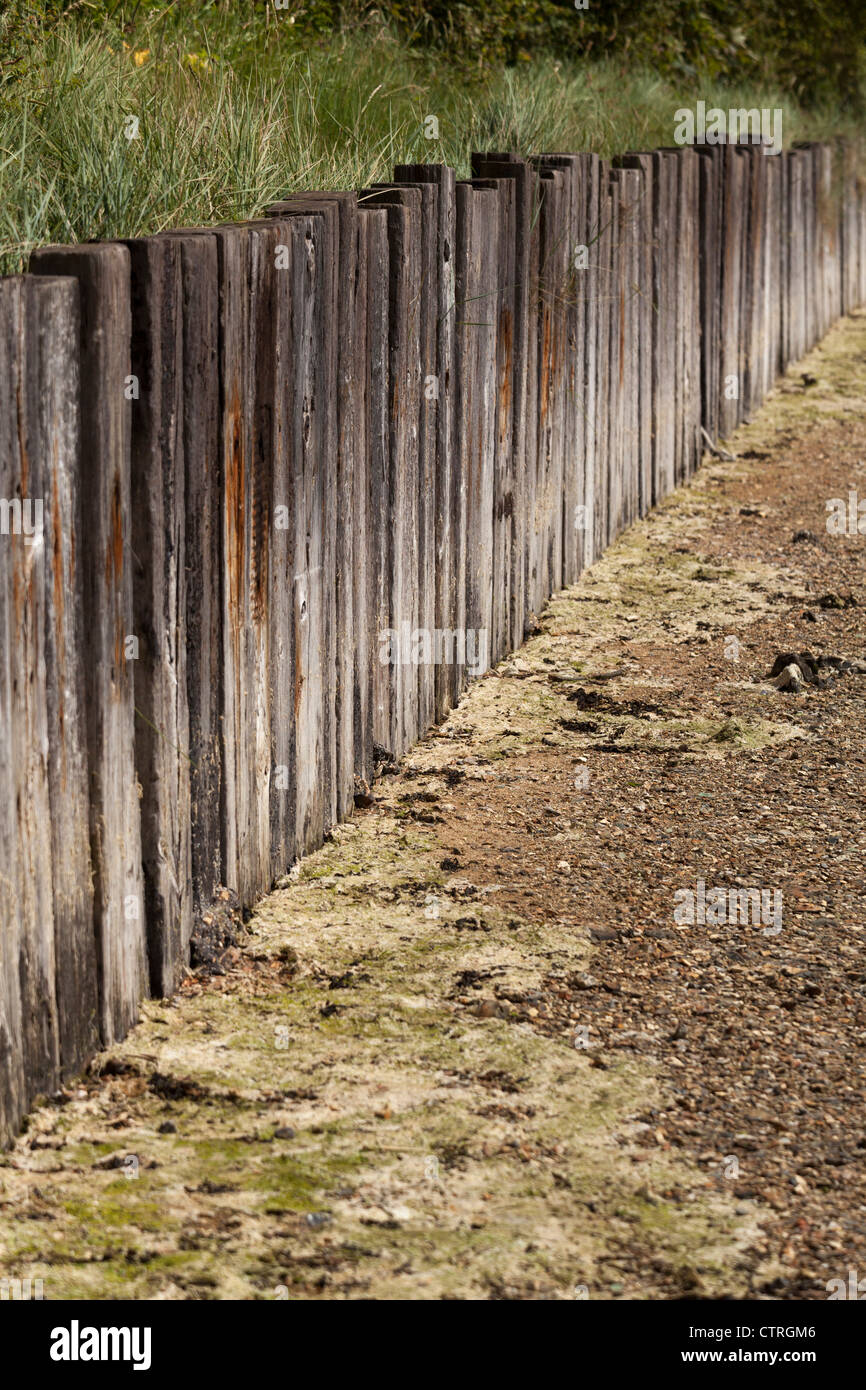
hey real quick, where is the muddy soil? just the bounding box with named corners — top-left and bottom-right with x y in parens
top-left (2, 314), bottom-right (865, 1301)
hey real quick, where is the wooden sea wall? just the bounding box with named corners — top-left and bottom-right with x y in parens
top-left (1, 140), bottom-right (865, 1142)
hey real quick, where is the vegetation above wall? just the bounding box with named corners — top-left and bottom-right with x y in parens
top-left (1, 1), bottom-right (863, 272)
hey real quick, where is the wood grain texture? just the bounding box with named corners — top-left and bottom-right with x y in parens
top-left (0, 278), bottom-right (83, 1137)
top-left (393, 165), bottom-right (459, 720)
top-left (125, 236), bottom-right (193, 995)
top-left (470, 164), bottom-right (515, 664)
top-left (359, 208), bottom-right (391, 758)
top-left (393, 173), bottom-right (439, 728)
top-left (619, 154), bottom-right (654, 515)
top-left (30, 244), bottom-right (147, 1045)
top-left (172, 232), bottom-right (222, 917)
top-left (267, 194), bottom-right (357, 823)
top-left (361, 187), bottom-right (423, 747)
top-left (455, 181), bottom-right (497, 685)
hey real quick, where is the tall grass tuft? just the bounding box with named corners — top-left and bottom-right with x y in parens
top-left (1, 10), bottom-right (862, 272)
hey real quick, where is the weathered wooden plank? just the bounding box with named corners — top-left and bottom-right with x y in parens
top-left (718, 146), bottom-right (743, 440)
top-left (470, 164), bottom-right (515, 664)
top-left (611, 165), bottom-right (644, 526)
top-left (30, 244), bottom-right (147, 1044)
top-left (523, 166), bottom-right (543, 611)
top-left (820, 144), bottom-right (841, 334)
top-left (360, 186), bottom-right (423, 748)
top-left (840, 142), bottom-right (858, 315)
top-left (0, 279), bottom-right (29, 1142)
top-left (350, 210), bottom-right (373, 787)
top-left (257, 214), bottom-right (295, 881)
top-left (578, 156), bottom-right (600, 559)
top-left (393, 164), bottom-right (459, 721)
top-left (534, 164), bottom-right (569, 590)
top-left (32, 278), bottom-right (99, 1078)
top-left (125, 236), bottom-right (193, 995)
top-left (267, 193), bottom-right (357, 823)
top-left (606, 170), bottom-right (625, 539)
top-left (764, 154), bottom-right (781, 400)
top-left (455, 181), bottom-right (497, 684)
top-left (800, 147), bottom-right (812, 354)
top-left (799, 148), bottom-right (813, 355)
top-left (0, 278), bottom-right (72, 1138)
top-left (695, 148), bottom-right (720, 447)
top-left (213, 223), bottom-right (266, 902)
top-left (566, 153), bottom-right (588, 571)
top-left (594, 172), bottom-right (613, 558)
top-left (626, 165), bottom-right (644, 513)
top-left (286, 210), bottom-right (335, 855)
top-left (779, 151), bottom-right (791, 369)
top-left (661, 147), bottom-right (698, 480)
top-left (651, 151), bottom-right (678, 495)
top-left (660, 150), bottom-right (685, 485)
top-left (393, 166), bottom-right (458, 717)
top-left (740, 146), bottom-right (763, 421)
top-left (359, 207), bottom-right (391, 759)
top-left (263, 203), bottom-right (340, 850)
top-left (619, 154), bottom-right (654, 516)
top-left (170, 232), bottom-right (223, 917)
top-left (536, 154), bottom-right (588, 585)
top-left (680, 149), bottom-right (701, 476)
top-left (815, 145), bottom-right (829, 338)
top-left (785, 151), bottom-right (803, 364)
top-left (393, 172), bottom-right (439, 727)
top-left (473, 158), bottom-right (533, 637)
top-left (786, 150), bottom-right (799, 362)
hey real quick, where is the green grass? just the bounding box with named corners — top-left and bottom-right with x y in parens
top-left (1, 7), bottom-right (863, 273)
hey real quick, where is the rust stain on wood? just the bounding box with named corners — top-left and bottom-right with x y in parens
top-left (539, 306), bottom-right (551, 422)
top-left (500, 307), bottom-right (513, 420)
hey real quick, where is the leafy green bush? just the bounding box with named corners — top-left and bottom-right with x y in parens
top-left (4, 2), bottom-right (865, 109)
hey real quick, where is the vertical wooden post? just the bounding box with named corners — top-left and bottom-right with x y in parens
top-left (606, 170), bottom-right (624, 539)
top-left (594, 170), bottom-right (613, 556)
top-left (455, 181), bottom-right (497, 685)
top-left (651, 152), bottom-right (678, 493)
top-left (0, 278), bottom-right (94, 1138)
top-left (30, 244), bottom-right (147, 1044)
top-left (523, 167), bottom-right (543, 610)
top-left (534, 155), bottom-right (583, 582)
top-left (267, 194), bottom-right (358, 822)
top-left (392, 166), bottom-right (458, 721)
top-left (359, 186), bottom-right (423, 749)
top-left (35, 278), bottom-right (99, 1078)
top-left (393, 172), bottom-right (440, 727)
top-left (359, 207), bottom-right (391, 759)
top-left (471, 162), bottom-right (516, 663)
top-left (718, 147), bottom-right (743, 440)
top-left (578, 156), bottom-right (600, 558)
top-left (168, 232), bottom-right (223, 916)
top-left (125, 236), bottom-right (193, 994)
top-left (619, 154), bottom-right (654, 516)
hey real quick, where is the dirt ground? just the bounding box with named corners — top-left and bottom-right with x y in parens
top-left (2, 313), bottom-right (865, 1302)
